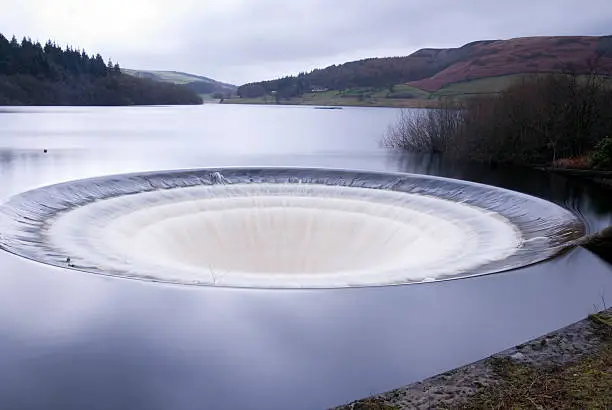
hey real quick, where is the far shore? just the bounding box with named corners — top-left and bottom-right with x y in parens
top-left (220, 97), bottom-right (441, 109)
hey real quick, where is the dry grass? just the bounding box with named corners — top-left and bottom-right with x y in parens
top-left (552, 155), bottom-right (593, 169)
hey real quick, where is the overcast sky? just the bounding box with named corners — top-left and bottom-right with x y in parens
top-left (1, 0), bottom-right (611, 85)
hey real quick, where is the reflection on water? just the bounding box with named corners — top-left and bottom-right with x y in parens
top-left (393, 153), bottom-right (612, 231)
top-left (0, 105), bottom-right (611, 410)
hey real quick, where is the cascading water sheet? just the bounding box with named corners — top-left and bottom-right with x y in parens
top-left (0, 168), bottom-right (585, 288)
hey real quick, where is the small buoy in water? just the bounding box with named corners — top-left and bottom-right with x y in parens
top-left (43, 149), bottom-right (47, 153)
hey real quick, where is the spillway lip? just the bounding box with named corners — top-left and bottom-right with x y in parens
top-left (0, 167), bottom-right (585, 289)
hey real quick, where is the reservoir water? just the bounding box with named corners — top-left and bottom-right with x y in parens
top-left (0, 105), bottom-right (611, 410)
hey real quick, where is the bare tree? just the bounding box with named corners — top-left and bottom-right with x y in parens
top-left (383, 99), bottom-right (463, 153)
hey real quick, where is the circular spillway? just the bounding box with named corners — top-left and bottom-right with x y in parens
top-left (0, 168), bottom-right (585, 288)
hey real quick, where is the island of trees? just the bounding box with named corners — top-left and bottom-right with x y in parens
top-left (0, 34), bottom-right (202, 106)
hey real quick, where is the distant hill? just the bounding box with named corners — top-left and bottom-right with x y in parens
top-left (236, 35), bottom-right (612, 103)
top-left (0, 34), bottom-right (203, 106)
top-left (408, 36), bottom-right (612, 91)
top-left (124, 69), bottom-right (236, 98)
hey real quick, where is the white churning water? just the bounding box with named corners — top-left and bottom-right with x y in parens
top-left (0, 168), bottom-right (584, 288)
top-left (46, 183), bottom-right (522, 287)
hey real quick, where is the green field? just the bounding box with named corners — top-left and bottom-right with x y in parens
top-left (224, 88), bottom-right (435, 108)
top-left (422, 73), bottom-right (612, 98)
top-left (224, 75), bottom-right (532, 108)
top-left (122, 69), bottom-right (230, 85)
top-left (122, 69), bottom-right (236, 101)
top-left (223, 74), bottom-right (612, 108)
top-left (433, 74), bottom-right (530, 97)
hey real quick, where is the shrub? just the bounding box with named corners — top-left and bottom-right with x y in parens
top-left (384, 71), bottom-right (612, 166)
top-left (382, 99), bottom-right (463, 153)
top-left (553, 156), bottom-right (592, 169)
top-left (591, 136), bottom-right (612, 169)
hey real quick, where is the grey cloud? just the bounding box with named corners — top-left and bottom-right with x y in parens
top-left (1, 0), bottom-right (611, 84)
top-left (161, 0), bottom-right (612, 83)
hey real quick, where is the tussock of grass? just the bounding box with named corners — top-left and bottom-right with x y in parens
top-left (590, 313), bottom-right (612, 329)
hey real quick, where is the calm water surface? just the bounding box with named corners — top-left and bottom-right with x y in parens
top-left (0, 105), bottom-right (611, 410)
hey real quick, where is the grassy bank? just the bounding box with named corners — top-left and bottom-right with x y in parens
top-left (460, 313), bottom-right (612, 409)
top-left (336, 310), bottom-right (612, 410)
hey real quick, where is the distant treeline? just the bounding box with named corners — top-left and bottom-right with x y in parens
top-left (237, 56), bottom-right (441, 99)
top-left (0, 34), bottom-right (202, 106)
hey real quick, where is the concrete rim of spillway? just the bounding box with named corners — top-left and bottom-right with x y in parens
top-left (0, 167), bottom-right (586, 289)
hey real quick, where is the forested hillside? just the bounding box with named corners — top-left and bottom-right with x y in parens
top-left (123, 69), bottom-right (236, 98)
top-left (0, 34), bottom-right (202, 106)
